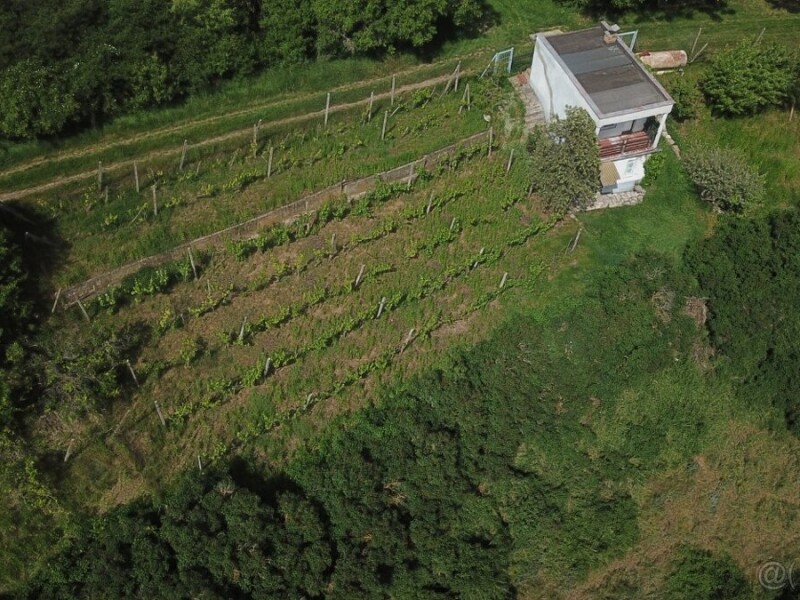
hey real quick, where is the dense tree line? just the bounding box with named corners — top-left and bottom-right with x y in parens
top-left (0, 0), bottom-right (484, 139)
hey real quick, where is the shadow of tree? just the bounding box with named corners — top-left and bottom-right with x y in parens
top-left (575, 0), bottom-right (733, 27)
top-left (764, 0), bottom-right (800, 12)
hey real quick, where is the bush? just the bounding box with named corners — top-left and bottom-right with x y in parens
top-left (682, 144), bottom-right (765, 212)
top-left (664, 546), bottom-right (749, 600)
top-left (641, 150), bottom-right (666, 188)
top-left (701, 42), bottom-right (798, 116)
top-left (528, 107), bottom-right (600, 214)
top-left (666, 76), bottom-right (703, 121)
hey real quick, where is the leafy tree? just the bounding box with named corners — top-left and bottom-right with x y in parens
top-left (312, 0), bottom-right (482, 56)
top-left (259, 0), bottom-right (316, 65)
top-left (701, 41), bottom-right (798, 116)
top-left (527, 106), bottom-right (600, 214)
top-left (682, 143), bottom-right (765, 213)
top-left (20, 470), bottom-right (334, 599)
top-left (0, 60), bottom-right (79, 139)
top-left (664, 546), bottom-right (749, 599)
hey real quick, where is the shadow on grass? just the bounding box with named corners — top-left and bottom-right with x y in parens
top-left (574, 0), bottom-right (734, 25)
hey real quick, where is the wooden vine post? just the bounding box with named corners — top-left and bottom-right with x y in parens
top-left (381, 110), bottom-right (389, 141)
top-left (134, 161), bottom-right (140, 193)
top-left (324, 92), bottom-right (331, 126)
top-left (391, 75), bottom-right (396, 106)
top-left (180, 139), bottom-right (188, 171)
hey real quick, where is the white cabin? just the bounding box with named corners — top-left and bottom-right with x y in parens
top-left (530, 23), bottom-right (674, 193)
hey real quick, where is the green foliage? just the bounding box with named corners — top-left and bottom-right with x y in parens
top-left (313, 0), bottom-right (482, 56)
top-left (701, 42), bottom-right (798, 116)
top-left (0, 60), bottom-right (79, 139)
top-left (686, 208), bottom-right (800, 433)
top-left (0, 0), bottom-right (483, 138)
top-left (527, 107), bottom-right (600, 215)
top-left (664, 546), bottom-right (749, 599)
top-left (20, 469), bottom-right (333, 599)
top-left (666, 75), bottom-right (703, 122)
top-left (682, 143), bottom-right (765, 213)
top-left (641, 150), bottom-right (665, 188)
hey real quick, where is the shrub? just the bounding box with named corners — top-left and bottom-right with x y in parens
top-left (664, 546), bottom-right (749, 600)
top-left (666, 76), bottom-right (703, 121)
top-left (682, 144), bottom-right (765, 212)
top-left (701, 42), bottom-right (798, 116)
top-left (528, 107), bottom-right (600, 214)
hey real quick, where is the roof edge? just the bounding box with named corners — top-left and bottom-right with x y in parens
top-left (536, 26), bottom-right (675, 120)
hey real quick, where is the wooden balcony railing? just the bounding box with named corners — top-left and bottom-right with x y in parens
top-left (598, 131), bottom-right (652, 159)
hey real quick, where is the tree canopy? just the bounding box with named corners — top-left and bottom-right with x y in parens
top-left (527, 106), bottom-right (600, 214)
top-left (0, 0), bottom-right (486, 139)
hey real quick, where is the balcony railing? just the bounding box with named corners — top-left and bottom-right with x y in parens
top-left (598, 131), bottom-right (653, 160)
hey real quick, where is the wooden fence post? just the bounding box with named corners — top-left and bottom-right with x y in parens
top-left (324, 92), bottom-right (331, 126)
top-left (134, 161), bottom-right (140, 193)
top-left (368, 91), bottom-right (374, 122)
top-left (391, 75), bottom-right (396, 106)
top-left (381, 110), bottom-right (389, 140)
top-left (180, 139), bottom-right (188, 171)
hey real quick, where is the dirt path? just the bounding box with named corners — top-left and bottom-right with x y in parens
top-left (0, 70), bottom-right (476, 203)
top-left (0, 49), bottom-right (487, 187)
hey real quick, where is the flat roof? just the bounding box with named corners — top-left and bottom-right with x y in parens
top-left (542, 26), bottom-right (672, 118)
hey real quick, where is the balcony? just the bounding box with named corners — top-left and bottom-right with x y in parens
top-left (598, 130), bottom-right (654, 160)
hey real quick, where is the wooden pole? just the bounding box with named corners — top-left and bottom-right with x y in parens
top-left (195, 160), bottom-right (201, 176)
top-left (198, 455), bottom-right (203, 472)
top-left (267, 146), bottom-right (274, 178)
top-left (790, 101), bottom-right (795, 122)
top-left (376, 296), bottom-right (387, 319)
top-left (400, 328), bottom-right (416, 353)
top-left (449, 217), bottom-right (457, 232)
top-left (238, 316), bottom-right (248, 343)
top-left (180, 139), bottom-right (188, 171)
top-left (152, 184), bottom-right (158, 217)
top-left (188, 247), bottom-right (198, 280)
top-left (391, 75), bottom-right (396, 106)
top-left (755, 27), bottom-right (765, 45)
top-left (690, 28), bottom-right (702, 57)
top-left (253, 119), bottom-right (261, 145)
top-left (355, 264), bottom-right (366, 288)
top-left (569, 228), bottom-right (582, 252)
top-left (499, 272), bottom-right (508, 289)
top-left (51, 288), bottom-right (62, 314)
top-left (134, 161), bottom-right (140, 193)
top-left (64, 438), bottom-right (75, 463)
top-left (454, 62), bottom-right (461, 92)
top-left (76, 298), bottom-right (90, 322)
top-left (426, 192), bottom-right (434, 214)
top-left (126, 359), bottom-right (139, 387)
top-left (488, 127), bottom-right (494, 157)
top-left (329, 232), bottom-right (336, 258)
top-left (324, 92), bottom-right (331, 126)
top-left (381, 110), bottom-right (389, 141)
top-left (97, 162), bottom-right (103, 191)
top-left (368, 91), bottom-right (374, 122)
top-left (154, 401), bottom-right (166, 427)
top-left (467, 84), bottom-right (471, 111)
top-left (263, 357), bottom-right (272, 378)
top-left (506, 149), bottom-right (515, 174)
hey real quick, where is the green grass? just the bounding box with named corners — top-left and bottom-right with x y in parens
top-left (23, 79), bottom-right (493, 285)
